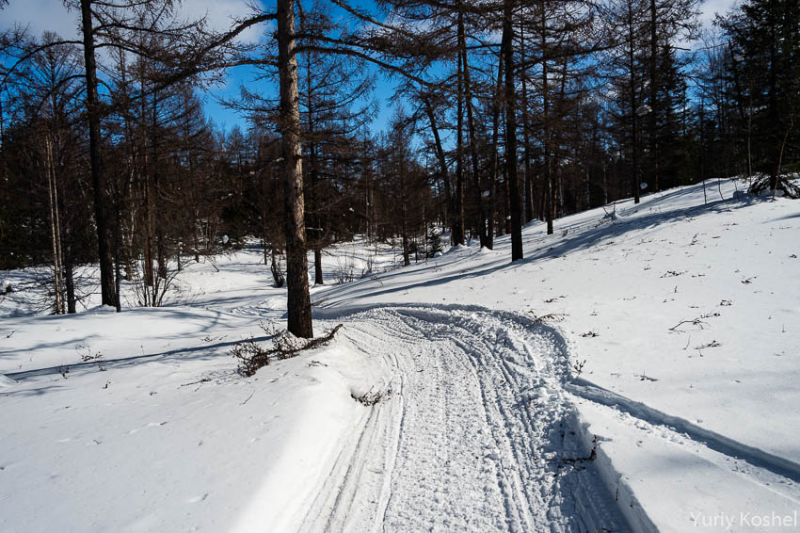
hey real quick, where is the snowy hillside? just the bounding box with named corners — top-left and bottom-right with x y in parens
top-left (1, 178), bottom-right (799, 532)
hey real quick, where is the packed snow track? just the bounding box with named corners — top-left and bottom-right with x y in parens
top-left (304, 305), bottom-right (632, 533)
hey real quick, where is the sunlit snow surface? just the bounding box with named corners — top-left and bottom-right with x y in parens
top-left (1, 179), bottom-right (799, 532)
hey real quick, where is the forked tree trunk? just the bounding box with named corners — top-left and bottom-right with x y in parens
top-left (278, 0), bottom-right (313, 338)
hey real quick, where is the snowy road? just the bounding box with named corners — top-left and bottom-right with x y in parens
top-left (303, 306), bottom-right (631, 533)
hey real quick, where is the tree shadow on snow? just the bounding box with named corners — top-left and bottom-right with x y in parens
top-left (317, 192), bottom-right (762, 306)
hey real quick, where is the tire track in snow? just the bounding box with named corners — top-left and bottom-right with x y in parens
top-left (303, 305), bottom-right (631, 533)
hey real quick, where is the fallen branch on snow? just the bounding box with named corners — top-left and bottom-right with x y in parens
top-left (669, 318), bottom-right (709, 331)
top-left (233, 324), bottom-right (344, 377)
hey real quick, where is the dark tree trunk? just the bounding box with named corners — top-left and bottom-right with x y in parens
top-left (278, 0), bottom-right (313, 338)
top-left (65, 258), bottom-right (76, 314)
top-left (520, 27), bottom-right (535, 222)
top-left (152, 91), bottom-right (166, 281)
top-left (80, 0), bottom-right (117, 307)
top-left (627, 0), bottom-right (642, 204)
top-left (114, 207), bottom-right (122, 313)
top-left (487, 41), bottom-right (505, 250)
top-left (648, 0), bottom-right (660, 192)
top-left (503, 0), bottom-right (523, 261)
top-left (454, 51), bottom-right (466, 246)
top-left (400, 158), bottom-right (410, 266)
top-left (423, 97), bottom-right (454, 239)
top-left (305, 55), bottom-right (324, 286)
top-left (314, 248), bottom-right (323, 285)
top-left (458, 5), bottom-right (486, 247)
top-left (540, 0), bottom-right (554, 235)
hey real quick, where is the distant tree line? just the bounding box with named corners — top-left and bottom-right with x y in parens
top-left (0, 0), bottom-right (797, 334)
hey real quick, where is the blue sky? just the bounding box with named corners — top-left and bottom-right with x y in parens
top-left (199, 0), bottom-right (402, 135)
top-left (0, 0), bottom-right (402, 134)
top-left (202, 50), bottom-right (400, 136)
top-left (2, 0), bottom-right (737, 135)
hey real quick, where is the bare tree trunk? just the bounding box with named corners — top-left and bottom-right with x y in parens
top-left (520, 26), bottom-right (534, 222)
top-left (362, 133), bottom-right (375, 241)
top-left (540, 0), bottom-right (554, 235)
top-left (555, 55), bottom-right (568, 216)
top-left (114, 206), bottom-right (122, 313)
top-left (278, 0), bottom-right (313, 338)
top-left (80, 0), bottom-right (117, 308)
top-left (151, 90), bottom-right (166, 281)
top-left (314, 248), bottom-right (324, 284)
top-left (487, 41), bottom-right (505, 250)
top-left (503, 0), bottom-right (523, 261)
top-left (627, 0), bottom-right (642, 204)
top-left (65, 256), bottom-right (76, 314)
top-left (271, 245), bottom-right (285, 287)
top-left (454, 51), bottom-right (466, 246)
top-left (45, 135), bottom-right (64, 314)
top-left (504, 162), bottom-right (511, 235)
top-left (422, 96), bottom-right (454, 240)
top-left (400, 156), bottom-right (410, 266)
top-left (648, 0), bottom-right (660, 192)
top-left (141, 71), bottom-right (154, 293)
top-left (458, 4), bottom-right (486, 247)
top-left (747, 81), bottom-right (753, 185)
top-left (700, 95), bottom-right (707, 204)
top-left (305, 53), bottom-right (324, 285)
top-left (775, 118), bottom-right (794, 192)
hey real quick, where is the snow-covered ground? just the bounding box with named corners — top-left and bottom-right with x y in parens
top-left (1, 178), bottom-right (799, 532)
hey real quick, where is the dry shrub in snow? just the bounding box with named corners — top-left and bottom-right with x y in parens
top-left (352, 387), bottom-right (391, 406)
top-left (748, 175), bottom-right (800, 199)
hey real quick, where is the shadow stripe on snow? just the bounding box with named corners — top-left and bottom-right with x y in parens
top-left (568, 377), bottom-right (800, 484)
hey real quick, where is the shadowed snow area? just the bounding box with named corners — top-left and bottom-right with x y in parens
top-left (1, 178), bottom-right (799, 532)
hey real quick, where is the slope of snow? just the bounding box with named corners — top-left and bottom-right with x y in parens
top-left (316, 179), bottom-right (800, 531)
top-left (1, 178), bottom-right (799, 532)
top-left (0, 310), bottom-right (386, 532)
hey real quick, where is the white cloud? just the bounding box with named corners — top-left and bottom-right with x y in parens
top-left (174, 0), bottom-right (268, 44)
top-left (0, 0), bottom-right (266, 43)
top-left (0, 1), bottom-right (77, 39)
top-left (699, 0), bottom-right (739, 27)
